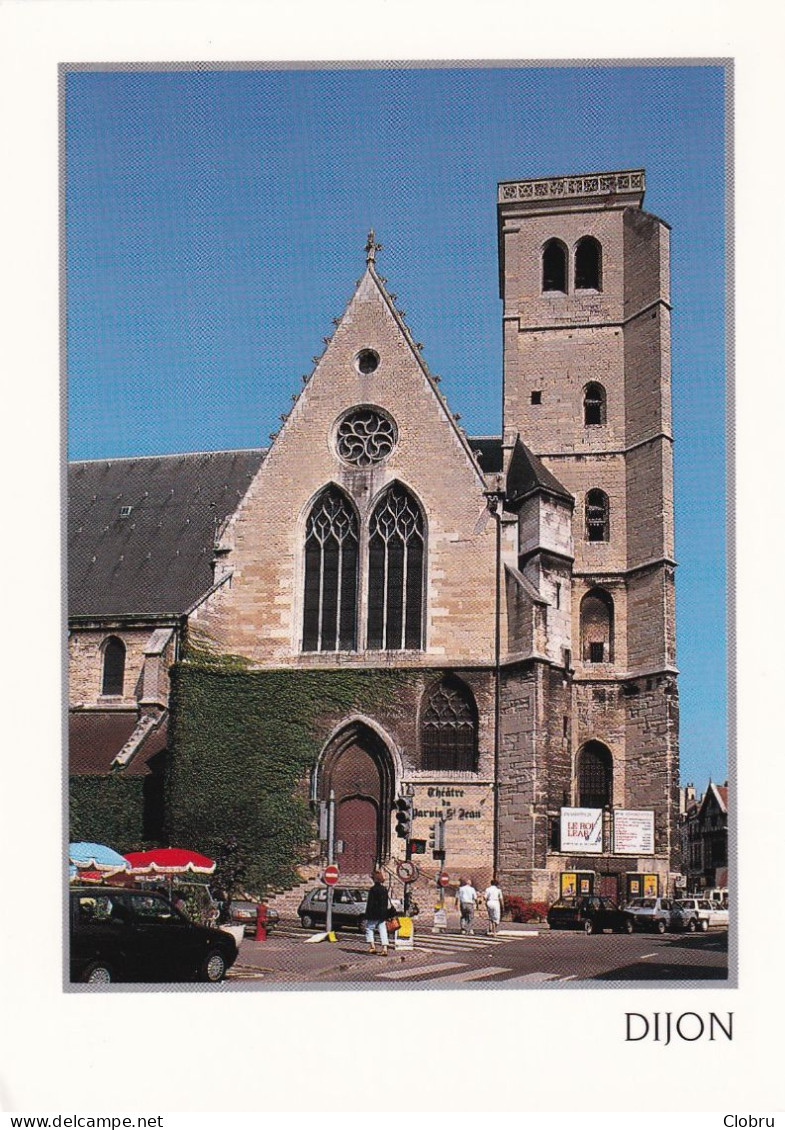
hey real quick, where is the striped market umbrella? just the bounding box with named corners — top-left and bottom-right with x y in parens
top-left (123, 848), bottom-right (216, 875)
top-left (69, 842), bottom-right (131, 874)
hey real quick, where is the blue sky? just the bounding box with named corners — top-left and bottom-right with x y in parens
top-left (65, 64), bottom-right (728, 790)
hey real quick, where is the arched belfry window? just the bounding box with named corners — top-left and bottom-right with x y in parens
top-left (303, 487), bottom-right (359, 652)
top-left (578, 742), bottom-right (613, 808)
top-left (583, 382), bottom-right (606, 426)
top-left (421, 676), bottom-right (478, 771)
top-left (542, 239), bottom-right (567, 293)
top-left (585, 489), bottom-right (610, 542)
top-left (367, 484), bottom-right (425, 651)
top-left (575, 236), bottom-right (602, 291)
top-left (580, 588), bottom-right (614, 663)
top-left (102, 636), bottom-right (126, 696)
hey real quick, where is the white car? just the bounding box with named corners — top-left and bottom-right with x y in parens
top-left (624, 896), bottom-right (676, 933)
top-left (672, 898), bottom-right (729, 931)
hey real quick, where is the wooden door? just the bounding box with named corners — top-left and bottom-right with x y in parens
top-left (336, 797), bottom-right (378, 876)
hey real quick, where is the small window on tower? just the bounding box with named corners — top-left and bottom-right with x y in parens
top-left (583, 382), bottom-right (606, 426)
top-left (585, 490), bottom-right (610, 542)
top-left (531, 390), bottom-right (542, 405)
top-left (589, 642), bottom-right (605, 664)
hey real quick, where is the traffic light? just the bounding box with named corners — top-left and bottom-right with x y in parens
top-left (429, 818), bottom-right (446, 860)
top-left (394, 797), bottom-right (413, 839)
top-left (409, 838), bottom-right (426, 855)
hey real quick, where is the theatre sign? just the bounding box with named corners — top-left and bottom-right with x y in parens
top-left (560, 808), bottom-right (603, 853)
top-left (613, 810), bottom-right (655, 855)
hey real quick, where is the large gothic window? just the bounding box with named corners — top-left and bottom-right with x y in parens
top-left (542, 239), bottom-right (567, 292)
top-left (585, 489), bottom-right (610, 542)
top-left (421, 676), bottom-right (478, 771)
top-left (303, 487), bottom-right (359, 652)
top-left (102, 636), bottom-right (126, 696)
top-left (578, 741), bottom-right (613, 808)
top-left (367, 484), bottom-right (425, 650)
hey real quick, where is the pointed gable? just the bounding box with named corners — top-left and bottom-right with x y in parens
top-left (192, 238), bottom-right (499, 665)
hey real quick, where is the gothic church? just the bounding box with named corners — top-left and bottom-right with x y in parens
top-left (68, 169), bottom-right (680, 901)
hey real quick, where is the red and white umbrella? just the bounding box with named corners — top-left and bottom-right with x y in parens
top-left (123, 848), bottom-right (216, 876)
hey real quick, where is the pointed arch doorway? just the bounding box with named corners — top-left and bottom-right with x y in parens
top-left (317, 722), bottom-right (395, 877)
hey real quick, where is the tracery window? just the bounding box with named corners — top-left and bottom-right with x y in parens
top-left (367, 484), bottom-right (424, 650)
top-left (542, 239), bottom-right (567, 292)
top-left (577, 742), bottom-right (613, 808)
top-left (336, 407), bottom-right (396, 467)
top-left (575, 236), bottom-right (602, 291)
top-left (583, 382), bottom-right (606, 426)
top-left (421, 676), bottom-right (478, 771)
top-left (585, 489), bottom-right (610, 542)
top-left (102, 636), bottom-right (126, 696)
top-left (303, 488), bottom-right (359, 652)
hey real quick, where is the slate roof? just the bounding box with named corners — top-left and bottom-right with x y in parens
top-left (468, 436), bottom-right (504, 474)
top-left (68, 450), bottom-right (265, 617)
top-left (506, 439), bottom-right (573, 504)
top-left (68, 710), bottom-right (169, 776)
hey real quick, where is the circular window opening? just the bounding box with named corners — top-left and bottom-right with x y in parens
top-left (335, 407), bottom-right (397, 467)
top-left (355, 349), bottom-right (380, 375)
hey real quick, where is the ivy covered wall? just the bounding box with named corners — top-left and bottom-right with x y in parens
top-left (69, 774), bottom-right (151, 851)
top-left (167, 654), bottom-right (422, 893)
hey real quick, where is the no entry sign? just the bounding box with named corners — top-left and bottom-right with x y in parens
top-left (438, 872), bottom-right (450, 887)
top-left (323, 864), bottom-right (340, 886)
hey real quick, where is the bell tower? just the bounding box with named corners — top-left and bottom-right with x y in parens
top-left (497, 169), bottom-right (679, 880)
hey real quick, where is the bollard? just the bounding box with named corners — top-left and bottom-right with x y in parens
top-left (255, 902), bottom-right (268, 942)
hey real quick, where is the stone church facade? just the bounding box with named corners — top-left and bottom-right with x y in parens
top-left (68, 168), bottom-right (679, 901)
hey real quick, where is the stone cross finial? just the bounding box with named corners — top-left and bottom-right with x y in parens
top-left (365, 229), bottom-right (382, 265)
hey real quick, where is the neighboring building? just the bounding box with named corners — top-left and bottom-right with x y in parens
top-left (679, 781), bottom-right (729, 893)
top-left (68, 168), bottom-right (680, 901)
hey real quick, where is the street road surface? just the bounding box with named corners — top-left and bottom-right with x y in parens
top-left (227, 920), bottom-right (728, 986)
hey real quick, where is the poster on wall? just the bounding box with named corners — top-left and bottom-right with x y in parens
top-left (613, 809), bottom-right (655, 854)
top-left (560, 808), bottom-right (603, 854)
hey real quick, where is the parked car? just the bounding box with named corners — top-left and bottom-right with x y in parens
top-left (297, 886), bottom-right (403, 932)
top-left (546, 895), bottom-right (633, 935)
top-left (672, 898), bottom-right (711, 932)
top-left (229, 899), bottom-right (280, 936)
top-left (624, 896), bottom-right (676, 933)
top-left (70, 886), bottom-right (238, 984)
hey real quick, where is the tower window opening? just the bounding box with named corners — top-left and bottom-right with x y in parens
top-left (575, 236), bottom-right (602, 291)
top-left (542, 239), bottom-right (567, 293)
top-left (578, 741), bottom-right (613, 809)
top-left (580, 588), bottom-right (614, 664)
top-left (583, 382), bottom-right (606, 426)
top-left (531, 390), bottom-right (542, 405)
top-left (585, 489), bottom-right (610, 542)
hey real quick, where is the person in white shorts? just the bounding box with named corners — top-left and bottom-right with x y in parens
top-left (483, 877), bottom-right (504, 935)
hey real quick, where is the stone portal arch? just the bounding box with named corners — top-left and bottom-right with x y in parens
top-left (316, 721), bottom-right (396, 876)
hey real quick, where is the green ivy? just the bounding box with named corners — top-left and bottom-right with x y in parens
top-left (167, 652), bottom-right (421, 894)
top-left (69, 774), bottom-right (156, 852)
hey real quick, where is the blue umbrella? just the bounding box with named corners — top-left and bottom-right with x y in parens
top-left (69, 842), bottom-right (130, 873)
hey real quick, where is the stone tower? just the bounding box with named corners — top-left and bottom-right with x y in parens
top-left (496, 170), bottom-right (679, 898)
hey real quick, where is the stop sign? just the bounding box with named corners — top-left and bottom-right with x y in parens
top-left (323, 864), bottom-right (340, 886)
top-left (438, 872), bottom-right (450, 887)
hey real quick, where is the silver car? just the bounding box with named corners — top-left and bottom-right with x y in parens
top-left (624, 896), bottom-right (676, 933)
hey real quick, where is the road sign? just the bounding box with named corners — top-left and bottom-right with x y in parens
top-left (438, 872), bottom-right (450, 887)
top-left (323, 864), bottom-right (339, 886)
top-left (396, 860), bottom-right (419, 883)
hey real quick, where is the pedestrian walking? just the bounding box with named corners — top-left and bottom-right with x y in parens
top-left (365, 869), bottom-right (393, 955)
top-left (483, 877), bottom-right (504, 935)
top-left (455, 877), bottom-right (478, 934)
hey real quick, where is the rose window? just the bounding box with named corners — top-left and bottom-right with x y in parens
top-left (335, 408), bottom-right (397, 467)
